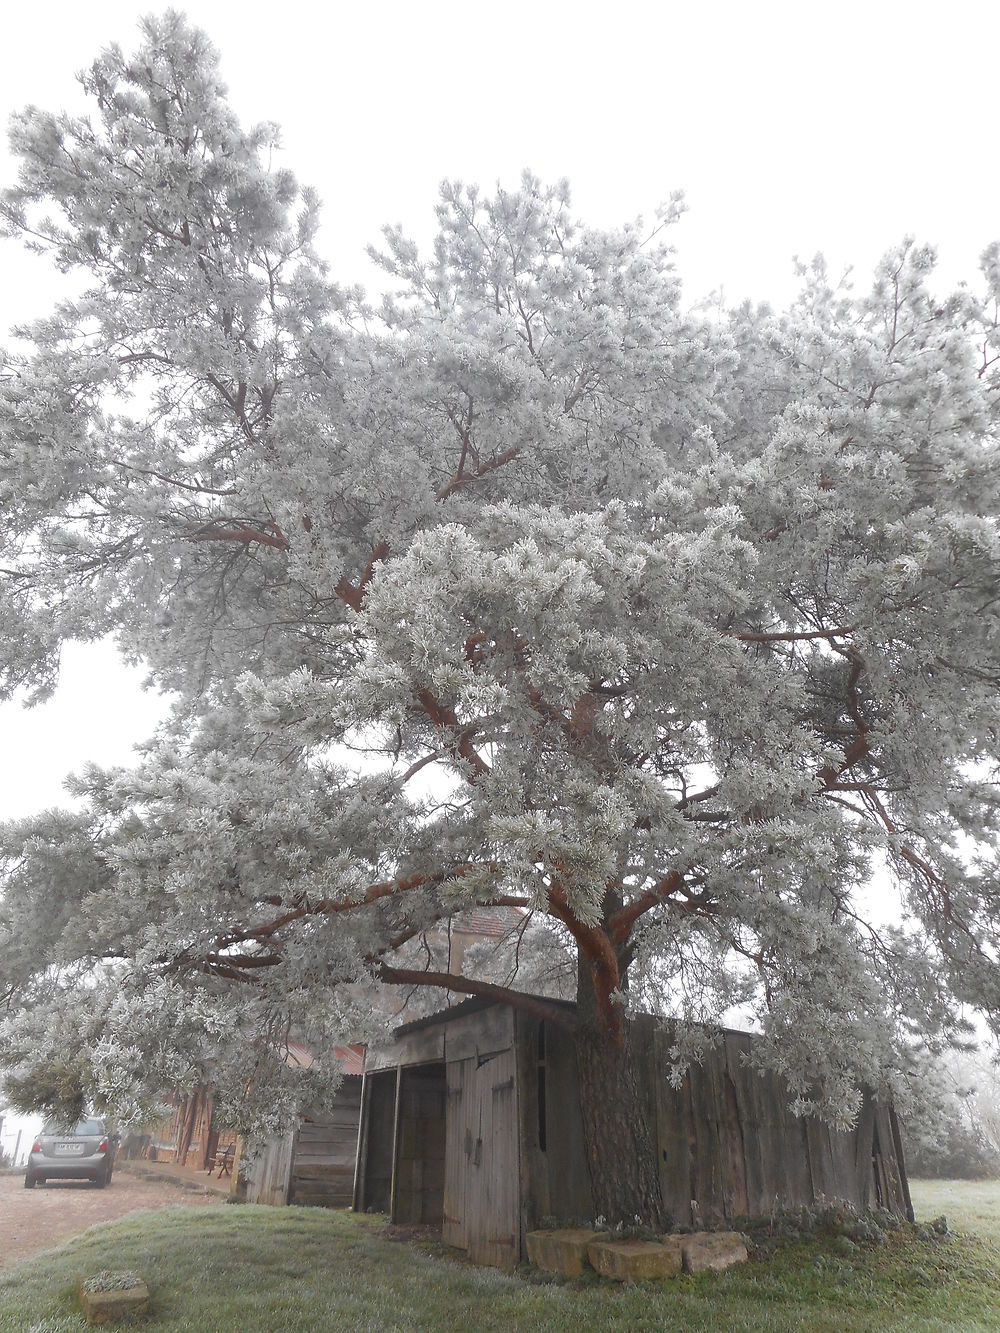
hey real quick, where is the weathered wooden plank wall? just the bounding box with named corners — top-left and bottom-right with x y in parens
top-left (289, 1078), bottom-right (363, 1208)
top-left (244, 1129), bottom-right (295, 1205)
top-left (464, 1047), bottom-right (520, 1269)
top-left (441, 1048), bottom-right (521, 1267)
top-left (443, 1059), bottom-right (469, 1248)
top-left (632, 1016), bottom-right (911, 1224)
top-left (516, 1013), bottom-right (593, 1236)
top-left (515, 1009), bottom-right (910, 1238)
top-left (244, 1077), bottom-right (362, 1209)
top-left (356, 1069), bottom-right (396, 1213)
top-left (358, 998), bottom-right (912, 1270)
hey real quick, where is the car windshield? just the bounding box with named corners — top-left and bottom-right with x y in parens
top-left (42, 1118), bottom-right (104, 1136)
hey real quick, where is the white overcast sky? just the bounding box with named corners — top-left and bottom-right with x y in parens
top-left (0, 0), bottom-right (998, 822)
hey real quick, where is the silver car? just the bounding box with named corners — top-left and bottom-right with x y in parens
top-left (24, 1116), bottom-right (114, 1188)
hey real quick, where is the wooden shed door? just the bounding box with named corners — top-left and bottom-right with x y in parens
top-left (443, 1060), bottom-right (469, 1249)
top-left (443, 1050), bottom-right (519, 1268)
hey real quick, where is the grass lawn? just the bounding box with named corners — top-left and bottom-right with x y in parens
top-left (909, 1177), bottom-right (1000, 1245)
top-left (0, 1185), bottom-right (997, 1333)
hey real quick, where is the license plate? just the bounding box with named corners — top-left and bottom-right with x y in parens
top-left (54, 1142), bottom-right (85, 1155)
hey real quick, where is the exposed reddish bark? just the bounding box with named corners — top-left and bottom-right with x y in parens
top-left (606, 870), bottom-right (685, 946)
top-left (335, 540), bottom-right (390, 611)
top-left (575, 941), bottom-right (666, 1229)
top-left (415, 688), bottom-right (491, 780)
top-left (187, 520), bottom-right (290, 550)
top-left (817, 732), bottom-right (870, 787)
top-left (436, 446), bottom-right (520, 502)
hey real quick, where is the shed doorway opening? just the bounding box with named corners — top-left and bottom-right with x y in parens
top-left (394, 1062), bottom-right (448, 1224)
top-left (358, 1069), bottom-right (396, 1214)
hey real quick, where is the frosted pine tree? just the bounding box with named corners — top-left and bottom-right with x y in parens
top-left (2, 14), bottom-right (999, 1224)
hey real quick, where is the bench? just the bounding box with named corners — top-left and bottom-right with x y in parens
top-left (206, 1143), bottom-right (236, 1178)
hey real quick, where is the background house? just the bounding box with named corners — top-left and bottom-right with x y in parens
top-left (119, 1085), bottom-right (238, 1174)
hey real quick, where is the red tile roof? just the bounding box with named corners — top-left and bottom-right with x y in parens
top-left (280, 1041), bottom-right (364, 1077)
top-left (450, 905), bottom-right (526, 938)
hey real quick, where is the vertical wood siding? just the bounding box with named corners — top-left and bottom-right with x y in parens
top-left (244, 1077), bottom-right (362, 1208)
top-left (363, 1000), bottom-right (912, 1270)
top-left (356, 1069), bottom-right (397, 1212)
top-left (443, 1058), bottom-right (470, 1248)
top-left (244, 1129), bottom-right (296, 1205)
top-left (516, 1009), bottom-right (911, 1242)
top-left (444, 1048), bottom-right (520, 1268)
top-left (471, 1046), bottom-right (519, 1269)
top-left (633, 1017), bottom-right (912, 1224)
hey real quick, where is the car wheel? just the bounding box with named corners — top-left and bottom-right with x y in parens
top-left (23, 1173), bottom-right (35, 1189)
top-left (95, 1172), bottom-right (108, 1188)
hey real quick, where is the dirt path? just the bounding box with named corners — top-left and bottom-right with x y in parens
top-left (0, 1166), bottom-right (221, 1269)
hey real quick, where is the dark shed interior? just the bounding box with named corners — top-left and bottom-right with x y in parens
top-left (394, 1063), bottom-right (447, 1224)
top-left (356, 1069), bottom-right (395, 1213)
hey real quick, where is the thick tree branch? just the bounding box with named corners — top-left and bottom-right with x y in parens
top-left (436, 446), bottom-right (520, 503)
top-left (817, 645), bottom-right (870, 787)
top-left (187, 519), bottom-right (290, 551)
top-left (606, 870), bottom-right (687, 945)
top-left (335, 540), bottom-right (390, 611)
top-left (216, 863), bottom-right (499, 949)
top-left (376, 963), bottom-right (575, 1027)
top-left (732, 625), bottom-right (858, 644)
top-left (415, 688), bottom-right (491, 779)
top-left (204, 950), bottom-right (281, 969)
top-left (544, 881), bottom-right (624, 1035)
top-left (367, 896), bottom-right (531, 963)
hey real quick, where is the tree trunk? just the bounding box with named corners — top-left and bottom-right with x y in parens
top-left (177, 1089), bottom-right (200, 1166)
top-left (575, 951), bottom-right (666, 1229)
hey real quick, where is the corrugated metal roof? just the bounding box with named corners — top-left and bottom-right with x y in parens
top-left (334, 1043), bottom-right (365, 1077)
top-left (282, 1040), bottom-right (313, 1068)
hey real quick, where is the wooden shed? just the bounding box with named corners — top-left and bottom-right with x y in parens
top-left (243, 1044), bottom-right (365, 1207)
top-left (354, 998), bottom-right (912, 1268)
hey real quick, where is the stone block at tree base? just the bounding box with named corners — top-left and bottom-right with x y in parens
top-left (78, 1282), bottom-right (150, 1324)
top-left (680, 1231), bottom-right (749, 1274)
top-left (586, 1236), bottom-right (684, 1280)
top-left (525, 1228), bottom-right (609, 1277)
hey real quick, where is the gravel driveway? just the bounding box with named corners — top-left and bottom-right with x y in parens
top-left (0, 1166), bottom-right (221, 1269)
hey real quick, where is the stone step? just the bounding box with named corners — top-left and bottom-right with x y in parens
top-left (680, 1230), bottom-right (749, 1274)
top-left (78, 1277), bottom-right (149, 1325)
top-left (525, 1228), bottom-right (609, 1277)
top-left (526, 1227), bottom-right (750, 1282)
top-left (586, 1236), bottom-right (684, 1281)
